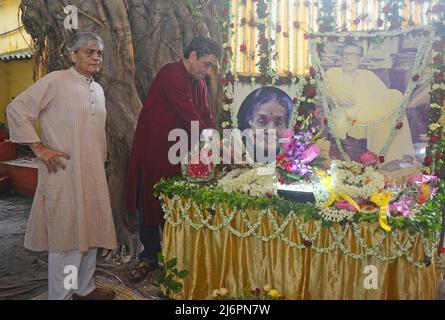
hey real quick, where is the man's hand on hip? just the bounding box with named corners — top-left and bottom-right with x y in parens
top-left (28, 142), bottom-right (71, 174)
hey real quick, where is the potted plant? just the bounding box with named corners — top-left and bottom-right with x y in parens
top-left (0, 122), bottom-right (8, 142)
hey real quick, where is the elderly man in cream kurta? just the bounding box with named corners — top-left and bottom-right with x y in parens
top-left (6, 32), bottom-right (117, 300)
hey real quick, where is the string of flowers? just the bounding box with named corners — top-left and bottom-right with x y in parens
top-left (159, 193), bottom-right (436, 268)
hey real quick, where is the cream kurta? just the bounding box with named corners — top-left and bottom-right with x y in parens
top-left (6, 67), bottom-right (117, 253)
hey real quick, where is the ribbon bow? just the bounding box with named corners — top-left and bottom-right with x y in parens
top-left (320, 176), bottom-right (361, 211)
top-left (370, 192), bottom-right (392, 232)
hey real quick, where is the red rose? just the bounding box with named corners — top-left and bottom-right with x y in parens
top-left (379, 156), bottom-right (385, 163)
top-left (223, 33), bottom-right (229, 41)
top-left (240, 18), bottom-right (247, 26)
top-left (309, 66), bottom-right (316, 77)
top-left (222, 56), bottom-right (228, 64)
top-left (293, 21), bottom-right (300, 29)
top-left (297, 107), bottom-right (304, 113)
top-left (230, 23), bottom-right (234, 29)
top-left (435, 152), bottom-right (443, 160)
top-left (305, 86), bottom-right (316, 95)
top-left (424, 156), bottom-right (433, 165)
top-left (260, 76), bottom-right (268, 85)
top-left (265, 193), bottom-right (273, 199)
top-left (396, 122), bottom-right (403, 129)
top-left (293, 97), bottom-right (299, 104)
top-left (435, 73), bottom-right (444, 83)
top-left (240, 43), bottom-right (247, 53)
top-left (259, 34), bottom-right (268, 44)
top-left (225, 45), bottom-right (232, 52)
top-left (434, 55), bottom-right (444, 65)
top-left (303, 240), bottom-right (312, 247)
top-left (222, 7), bottom-right (229, 16)
top-left (220, 78), bottom-right (228, 86)
top-left (412, 74), bottom-right (420, 81)
top-left (294, 123), bottom-right (301, 130)
top-left (283, 32), bottom-right (289, 38)
top-left (431, 135), bottom-right (440, 142)
top-left (323, 119), bottom-right (328, 126)
top-left (276, 25), bottom-right (282, 33)
top-left (223, 97), bottom-right (233, 104)
top-left (248, 19), bottom-right (256, 28)
top-left (278, 176), bottom-right (285, 184)
top-left (303, 33), bottom-right (309, 40)
top-left (434, 92), bottom-right (444, 101)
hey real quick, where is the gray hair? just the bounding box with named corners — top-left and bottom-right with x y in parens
top-left (66, 31), bottom-right (104, 52)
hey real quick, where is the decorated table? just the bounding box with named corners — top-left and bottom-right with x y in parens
top-left (156, 177), bottom-right (443, 300)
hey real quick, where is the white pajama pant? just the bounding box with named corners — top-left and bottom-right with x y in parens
top-left (48, 248), bottom-right (97, 300)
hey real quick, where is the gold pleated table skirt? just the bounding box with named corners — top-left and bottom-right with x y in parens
top-left (161, 195), bottom-right (442, 300)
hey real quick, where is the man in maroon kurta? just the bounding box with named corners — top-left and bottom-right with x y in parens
top-left (125, 37), bottom-right (220, 281)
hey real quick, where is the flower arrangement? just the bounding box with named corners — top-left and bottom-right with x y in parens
top-left (217, 163), bottom-right (277, 198)
top-left (276, 126), bottom-right (322, 184)
top-left (316, 153), bottom-right (439, 231)
top-left (211, 284), bottom-right (284, 300)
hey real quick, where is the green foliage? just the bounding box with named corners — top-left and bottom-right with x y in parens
top-left (154, 177), bottom-right (443, 235)
top-left (0, 122), bottom-right (7, 130)
top-left (153, 253), bottom-right (189, 299)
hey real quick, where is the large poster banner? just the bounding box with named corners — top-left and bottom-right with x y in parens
top-left (310, 29), bottom-right (433, 178)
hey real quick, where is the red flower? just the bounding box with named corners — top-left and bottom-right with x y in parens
top-left (259, 34), bottom-right (268, 44)
top-left (309, 67), bottom-right (316, 77)
top-left (323, 119), bottom-right (328, 126)
top-left (435, 152), bottom-right (443, 160)
top-left (303, 240), bottom-right (312, 247)
top-left (222, 56), bottom-right (228, 64)
top-left (283, 32), bottom-right (289, 38)
top-left (293, 97), bottom-right (298, 104)
top-left (353, 17), bottom-right (361, 25)
top-left (297, 107), bottom-right (304, 113)
top-left (396, 122), bottom-right (403, 129)
top-left (293, 21), bottom-right (300, 29)
top-left (303, 33), bottom-right (309, 40)
top-left (223, 33), bottom-right (229, 42)
top-left (433, 55), bottom-right (444, 65)
top-left (265, 193), bottom-right (273, 199)
top-left (424, 156), bottom-right (433, 165)
top-left (305, 86), bottom-right (316, 95)
top-left (225, 45), bottom-right (232, 52)
top-left (223, 97), bottom-right (233, 104)
top-left (276, 25), bottom-right (282, 33)
top-left (240, 43), bottom-right (247, 53)
top-left (278, 176), bottom-right (285, 184)
top-left (240, 18), bottom-right (247, 26)
top-left (221, 7), bottom-right (229, 16)
top-left (435, 73), bottom-right (444, 83)
top-left (248, 18), bottom-right (256, 28)
top-left (260, 76), bottom-right (268, 85)
top-left (294, 123), bottom-right (301, 130)
top-left (412, 74), bottom-right (420, 81)
top-left (434, 92), bottom-right (444, 101)
top-left (431, 135), bottom-right (440, 142)
top-left (379, 156), bottom-right (385, 163)
top-left (220, 78), bottom-right (228, 86)
top-left (230, 23), bottom-right (234, 29)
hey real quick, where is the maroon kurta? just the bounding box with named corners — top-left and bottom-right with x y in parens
top-left (126, 60), bottom-right (215, 225)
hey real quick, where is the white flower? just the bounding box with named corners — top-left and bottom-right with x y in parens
top-left (431, 103), bottom-right (441, 109)
top-left (307, 98), bottom-right (314, 103)
top-left (300, 96), bottom-right (306, 102)
top-left (432, 84), bottom-right (440, 90)
top-left (309, 79), bottom-right (316, 85)
top-left (430, 123), bottom-right (440, 131)
top-left (223, 104), bottom-right (230, 111)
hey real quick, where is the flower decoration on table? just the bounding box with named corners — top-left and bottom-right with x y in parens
top-left (217, 163), bottom-right (277, 198)
top-left (315, 154), bottom-right (439, 231)
top-left (181, 132), bottom-right (216, 183)
top-left (276, 125), bottom-right (323, 184)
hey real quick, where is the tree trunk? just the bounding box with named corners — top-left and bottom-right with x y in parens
top-left (20, 0), bottom-right (223, 257)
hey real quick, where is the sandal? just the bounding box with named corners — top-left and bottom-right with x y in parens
top-left (128, 261), bottom-right (158, 283)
